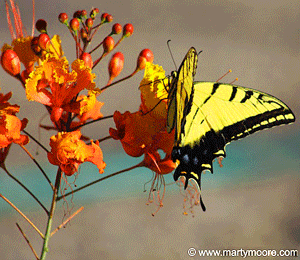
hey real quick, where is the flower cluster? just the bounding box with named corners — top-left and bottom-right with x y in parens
top-left (0, 1), bottom-right (153, 178)
top-left (0, 0), bottom-right (184, 217)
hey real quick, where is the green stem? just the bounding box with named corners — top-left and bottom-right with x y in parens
top-left (40, 168), bottom-right (62, 260)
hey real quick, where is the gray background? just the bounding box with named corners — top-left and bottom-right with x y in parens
top-left (0, 0), bottom-right (299, 259)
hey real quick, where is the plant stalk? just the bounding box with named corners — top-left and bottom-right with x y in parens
top-left (40, 168), bottom-right (62, 260)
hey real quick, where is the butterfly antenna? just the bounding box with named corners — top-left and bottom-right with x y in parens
top-left (197, 50), bottom-right (203, 56)
top-left (167, 40), bottom-right (177, 71)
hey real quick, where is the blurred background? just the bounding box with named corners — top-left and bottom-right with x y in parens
top-left (0, 0), bottom-right (299, 259)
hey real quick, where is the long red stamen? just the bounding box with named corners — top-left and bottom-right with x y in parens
top-left (15, 3), bottom-right (24, 37)
top-left (31, 0), bottom-right (35, 37)
top-left (9, 0), bottom-right (22, 38)
top-left (5, 1), bottom-right (15, 39)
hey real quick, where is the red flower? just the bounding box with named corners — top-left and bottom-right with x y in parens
top-left (25, 56), bottom-right (98, 122)
top-left (47, 131), bottom-right (106, 176)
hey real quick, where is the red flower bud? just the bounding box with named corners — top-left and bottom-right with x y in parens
top-left (80, 52), bottom-right (93, 68)
top-left (80, 28), bottom-right (88, 41)
top-left (108, 52), bottom-right (124, 82)
top-left (1, 49), bottom-right (21, 77)
top-left (35, 19), bottom-right (47, 33)
top-left (101, 13), bottom-right (108, 22)
top-left (123, 23), bottom-right (134, 37)
top-left (140, 49), bottom-right (154, 63)
top-left (73, 10), bottom-right (82, 19)
top-left (106, 14), bottom-right (113, 23)
top-left (81, 10), bottom-right (87, 18)
top-left (136, 49), bottom-right (154, 70)
top-left (58, 13), bottom-right (68, 24)
top-left (85, 18), bottom-right (93, 28)
top-left (103, 36), bottom-right (115, 53)
top-left (111, 23), bottom-right (122, 35)
top-left (51, 107), bottom-right (64, 122)
top-left (31, 37), bottom-right (41, 56)
top-left (70, 18), bottom-right (80, 32)
top-left (90, 8), bottom-right (99, 19)
top-left (38, 33), bottom-right (50, 50)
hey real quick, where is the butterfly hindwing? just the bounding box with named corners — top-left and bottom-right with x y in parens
top-left (167, 48), bottom-right (295, 211)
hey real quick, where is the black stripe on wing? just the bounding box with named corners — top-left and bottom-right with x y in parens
top-left (172, 102), bottom-right (295, 211)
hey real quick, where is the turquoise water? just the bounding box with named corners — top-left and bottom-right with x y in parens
top-left (1, 129), bottom-right (299, 213)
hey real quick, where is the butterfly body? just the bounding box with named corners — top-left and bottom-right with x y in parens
top-left (167, 48), bottom-right (295, 211)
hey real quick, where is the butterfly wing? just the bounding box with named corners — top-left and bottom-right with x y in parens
top-left (167, 47), bottom-right (198, 145)
top-left (172, 81), bottom-right (295, 193)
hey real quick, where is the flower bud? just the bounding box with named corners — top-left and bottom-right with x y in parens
top-left (85, 18), bottom-right (93, 28)
top-left (58, 13), bottom-right (68, 24)
top-left (80, 28), bottom-right (88, 42)
top-left (70, 18), bottom-right (80, 33)
top-left (103, 36), bottom-right (115, 53)
top-left (101, 13), bottom-right (108, 22)
top-left (111, 23), bottom-right (122, 35)
top-left (136, 49), bottom-right (154, 70)
top-left (105, 14), bottom-right (113, 23)
top-left (90, 8), bottom-right (99, 19)
top-left (51, 107), bottom-right (64, 122)
top-left (81, 10), bottom-right (87, 19)
top-left (38, 33), bottom-right (50, 50)
top-left (35, 19), bottom-right (47, 33)
top-left (80, 52), bottom-right (93, 68)
top-left (1, 49), bottom-right (21, 77)
top-left (123, 23), bottom-right (134, 37)
top-left (31, 36), bottom-right (41, 56)
top-left (108, 52), bottom-right (124, 82)
top-left (73, 10), bottom-right (82, 19)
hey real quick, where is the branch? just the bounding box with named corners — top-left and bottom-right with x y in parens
top-left (57, 162), bottom-right (143, 201)
top-left (70, 115), bottom-right (113, 131)
top-left (16, 223), bottom-right (39, 260)
top-left (22, 130), bottom-right (49, 153)
top-left (0, 193), bottom-right (44, 238)
top-left (2, 167), bottom-right (49, 215)
top-left (19, 144), bottom-right (54, 190)
top-left (51, 206), bottom-right (84, 236)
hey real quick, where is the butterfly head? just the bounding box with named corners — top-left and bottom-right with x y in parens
top-left (170, 70), bottom-right (177, 80)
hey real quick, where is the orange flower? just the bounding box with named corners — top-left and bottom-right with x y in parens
top-left (109, 110), bottom-right (167, 157)
top-left (0, 114), bottom-right (29, 148)
top-left (110, 62), bottom-right (175, 172)
top-left (141, 130), bottom-right (175, 174)
top-left (25, 55), bottom-right (97, 122)
top-left (0, 92), bottom-right (29, 148)
top-left (47, 131), bottom-right (106, 176)
top-left (65, 91), bottom-right (104, 123)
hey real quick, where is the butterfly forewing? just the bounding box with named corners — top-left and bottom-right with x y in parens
top-left (167, 47), bottom-right (198, 145)
top-left (182, 81), bottom-right (295, 148)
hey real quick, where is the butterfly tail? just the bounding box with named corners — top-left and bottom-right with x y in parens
top-left (173, 165), bottom-right (206, 211)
